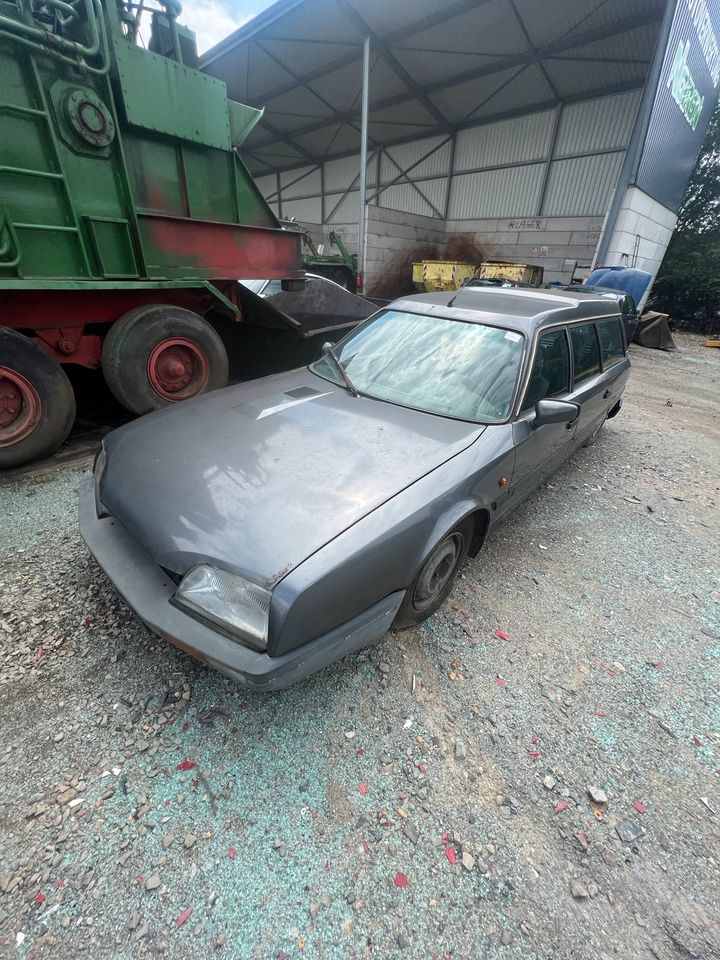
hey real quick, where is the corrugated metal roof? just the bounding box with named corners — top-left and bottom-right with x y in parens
top-left (281, 196), bottom-right (323, 222)
top-left (541, 152), bottom-right (624, 216)
top-left (324, 154), bottom-right (377, 192)
top-left (281, 165), bottom-right (321, 198)
top-left (201, 0), bottom-right (665, 175)
top-left (555, 91), bottom-right (642, 156)
top-left (380, 136), bottom-right (452, 184)
top-left (379, 179), bottom-right (447, 218)
top-left (326, 189), bottom-right (360, 223)
top-left (448, 164), bottom-right (545, 219)
top-left (454, 110), bottom-right (555, 170)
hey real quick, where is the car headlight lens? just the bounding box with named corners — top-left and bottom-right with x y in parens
top-left (174, 565), bottom-right (270, 651)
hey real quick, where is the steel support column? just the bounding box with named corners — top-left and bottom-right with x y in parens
top-left (357, 35), bottom-right (370, 289)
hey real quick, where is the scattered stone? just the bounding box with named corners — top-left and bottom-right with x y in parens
top-left (213, 932), bottom-right (227, 949)
top-left (378, 662), bottom-right (390, 674)
top-left (616, 821), bottom-right (643, 844)
top-left (587, 786), bottom-right (608, 805)
top-left (309, 902), bottom-right (320, 919)
top-left (272, 840), bottom-right (283, 850)
top-left (57, 788), bottom-right (77, 805)
top-left (454, 739), bottom-right (467, 760)
top-left (587, 882), bottom-right (599, 899)
top-left (161, 834), bottom-right (175, 850)
top-left (501, 928), bottom-right (514, 946)
top-left (145, 873), bottom-right (161, 891)
top-left (542, 775), bottom-right (556, 790)
top-left (570, 879), bottom-right (588, 899)
top-left (183, 833), bottom-right (197, 849)
top-left (403, 823), bottom-right (419, 845)
top-left (461, 851), bottom-right (475, 872)
top-left (397, 933), bottom-right (409, 949)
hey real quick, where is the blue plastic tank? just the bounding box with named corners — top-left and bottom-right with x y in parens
top-left (584, 266), bottom-right (653, 304)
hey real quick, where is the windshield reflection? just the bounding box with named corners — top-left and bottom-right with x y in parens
top-left (312, 310), bottom-right (524, 423)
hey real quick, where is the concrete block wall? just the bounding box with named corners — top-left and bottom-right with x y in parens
top-left (327, 206), bottom-right (446, 291)
top-left (605, 186), bottom-right (677, 281)
top-left (299, 208), bottom-right (606, 289)
top-left (444, 216), bottom-right (605, 284)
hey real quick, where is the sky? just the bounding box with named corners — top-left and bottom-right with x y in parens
top-left (179, 0), bottom-right (274, 54)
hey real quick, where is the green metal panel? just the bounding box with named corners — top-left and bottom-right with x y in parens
top-left (0, 0), bottom-right (297, 286)
top-left (84, 217), bottom-right (138, 277)
top-left (123, 133), bottom-right (187, 217)
top-left (183, 146), bottom-right (235, 222)
top-left (228, 100), bottom-right (264, 147)
top-left (113, 37), bottom-right (232, 150)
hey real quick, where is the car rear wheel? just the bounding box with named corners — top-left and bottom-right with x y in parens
top-left (102, 305), bottom-right (229, 414)
top-left (0, 330), bottom-right (76, 470)
top-left (393, 518), bottom-right (473, 630)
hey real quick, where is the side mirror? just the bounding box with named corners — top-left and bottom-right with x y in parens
top-left (532, 398), bottom-right (580, 428)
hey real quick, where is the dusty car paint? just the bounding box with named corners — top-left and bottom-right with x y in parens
top-left (80, 288), bottom-right (630, 688)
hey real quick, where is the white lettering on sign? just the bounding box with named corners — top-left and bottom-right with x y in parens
top-left (667, 39), bottom-right (705, 129)
top-left (687, 0), bottom-right (720, 87)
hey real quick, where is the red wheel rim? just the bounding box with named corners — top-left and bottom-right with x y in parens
top-left (147, 338), bottom-right (210, 402)
top-left (0, 367), bottom-right (41, 447)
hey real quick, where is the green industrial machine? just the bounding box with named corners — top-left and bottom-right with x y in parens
top-left (0, 0), bottom-right (302, 468)
top-left (301, 230), bottom-right (358, 292)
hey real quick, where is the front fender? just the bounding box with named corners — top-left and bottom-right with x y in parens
top-left (268, 424), bottom-right (515, 656)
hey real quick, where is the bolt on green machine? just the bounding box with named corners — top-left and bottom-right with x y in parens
top-left (0, 0), bottom-right (305, 468)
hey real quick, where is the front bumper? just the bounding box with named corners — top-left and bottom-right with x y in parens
top-left (78, 478), bottom-right (403, 691)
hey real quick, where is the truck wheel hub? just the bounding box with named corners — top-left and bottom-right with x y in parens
top-left (147, 338), bottom-right (210, 401)
top-left (0, 367), bottom-right (41, 446)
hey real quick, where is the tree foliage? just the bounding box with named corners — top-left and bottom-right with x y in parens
top-left (651, 104), bottom-right (720, 331)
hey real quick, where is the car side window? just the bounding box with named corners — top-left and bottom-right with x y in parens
top-left (521, 329), bottom-right (570, 412)
top-left (570, 323), bottom-right (601, 384)
top-left (597, 318), bottom-right (625, 365)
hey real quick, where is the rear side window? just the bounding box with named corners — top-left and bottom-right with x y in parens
top-left (521, 329), bottom-right (570, 411)
top-left (597, 318), bottom-right (625, 364)
top-left (570, 323), bottom-right (601, 384)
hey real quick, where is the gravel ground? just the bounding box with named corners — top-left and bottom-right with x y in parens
top-left (1, 334), bottom-right (719, 960)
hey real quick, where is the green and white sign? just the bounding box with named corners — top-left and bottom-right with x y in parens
top-left (667, 39), bottom-right (705, 130)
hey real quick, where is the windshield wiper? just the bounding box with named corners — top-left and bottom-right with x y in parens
top-left (322, 342), bottom-right (359, 397)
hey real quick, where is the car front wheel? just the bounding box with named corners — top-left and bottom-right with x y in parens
top-left (393, 518), bottom-right (473, 630)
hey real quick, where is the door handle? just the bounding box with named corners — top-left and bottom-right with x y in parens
top-left (602, 389), bottom-right (611, 399)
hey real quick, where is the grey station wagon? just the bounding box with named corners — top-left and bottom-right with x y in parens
top-left (80, 287), bottom-right (629, 690)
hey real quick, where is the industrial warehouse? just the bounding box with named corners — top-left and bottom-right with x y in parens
top-left (204, 0), bottom-right (720, 295)
top-left (1, 0), bottom-right (719, 957)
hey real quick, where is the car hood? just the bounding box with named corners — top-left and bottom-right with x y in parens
top-left (100, 369), bottom-right (485, 585)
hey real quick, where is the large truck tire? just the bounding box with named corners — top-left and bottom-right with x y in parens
top-left (0, 330), bottom-right (76, 470)
top-left (102, 305), bottom-right (230, 415)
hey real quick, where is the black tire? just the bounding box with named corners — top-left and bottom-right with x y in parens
top-left (393, 518), bottom-right (473, 630)
top-left (0, 330), bottom-right (76, 470)
top-left (102, 304), bottom-right (229, 415)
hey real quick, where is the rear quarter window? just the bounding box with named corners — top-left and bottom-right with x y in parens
top-left (597, 317), bottom-right (625, 364)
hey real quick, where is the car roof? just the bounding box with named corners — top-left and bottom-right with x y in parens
top-left (552, 284), bottom-right (633, 301)
top-left (388, 286), bottom-right (620, 334)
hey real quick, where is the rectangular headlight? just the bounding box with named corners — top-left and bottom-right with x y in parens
top-left (174, 565), bottom-right (270, 651)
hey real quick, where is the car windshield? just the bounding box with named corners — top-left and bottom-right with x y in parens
top-left (311, 309), bottom-right (524, 422)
